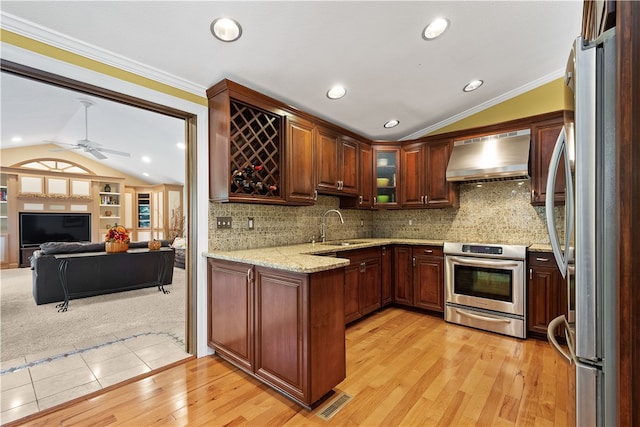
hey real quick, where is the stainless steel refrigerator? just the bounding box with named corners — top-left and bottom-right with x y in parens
top-left (545, 29), bottom-right (617, 426)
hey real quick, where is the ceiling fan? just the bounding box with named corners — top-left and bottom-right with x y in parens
top-left (49, 99), bottom-right (131, 160)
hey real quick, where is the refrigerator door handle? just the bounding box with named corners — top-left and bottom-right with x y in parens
top-left (547, 314), bottom-right (576, 365)
top-left (545, 126), bottom-right (574, 278)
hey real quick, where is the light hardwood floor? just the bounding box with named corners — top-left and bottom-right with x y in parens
top-left (18, 308), bottom-right (575, 426)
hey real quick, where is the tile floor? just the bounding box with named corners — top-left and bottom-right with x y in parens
top-left (0, 331), bottom-right (190, 424)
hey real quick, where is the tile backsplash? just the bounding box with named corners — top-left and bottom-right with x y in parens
top-left (208, 180), bottom-right (563, 251)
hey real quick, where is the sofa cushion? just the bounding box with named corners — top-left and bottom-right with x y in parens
top-left (39, 241), bottom-right (106, 255)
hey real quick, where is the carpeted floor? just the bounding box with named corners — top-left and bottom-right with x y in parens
top-left (0, 267), bottom-right (185, 362)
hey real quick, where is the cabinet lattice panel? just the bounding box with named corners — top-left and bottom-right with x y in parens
top-left (229, 100), bottom-right (281, 197)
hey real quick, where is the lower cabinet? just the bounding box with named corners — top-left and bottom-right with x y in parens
top-left (207, 258), bottom-right (346, 408)
top-left (341, 248), bottom-right (382, 324)
top-left (527, 252), bottom-right (567, 338)
top-left (393, 245), bottom-right (444, 313)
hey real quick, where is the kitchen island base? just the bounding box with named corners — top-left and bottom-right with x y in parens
top-left (207, 259), bottom-right (346, 408)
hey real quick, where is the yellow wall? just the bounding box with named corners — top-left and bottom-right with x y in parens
top-left (0, 144), bottom-right (151, 186)
top-left (427, 78), bottom-right (572, 135)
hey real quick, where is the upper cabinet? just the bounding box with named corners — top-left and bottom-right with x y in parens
top-left (208, 80), bottom-right (287, 205)
top-left (315, 126), bottom-right (359, 196)
top-left (285, 116), bottom-right (316, 205)
top-left (530, 116), bottom-right (566, 206)
top-left (400, 138), bottom-right (459, 209)
top-left (372, 145), bottom-right (400, 208)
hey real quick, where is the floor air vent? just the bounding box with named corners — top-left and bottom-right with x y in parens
top-left (316, 392), bottom-right (352, 421)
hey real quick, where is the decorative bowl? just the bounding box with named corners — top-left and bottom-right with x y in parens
top-left (376, 178), bottom-right (390, 187)
top-left (377, 194), bottom-right (390, 203)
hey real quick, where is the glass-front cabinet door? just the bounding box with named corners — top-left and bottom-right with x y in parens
top-left (372, 146), bottom-right (400, 208)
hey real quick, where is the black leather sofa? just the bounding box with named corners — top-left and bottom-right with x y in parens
top-left (30, 241), bottom-right (175, 305)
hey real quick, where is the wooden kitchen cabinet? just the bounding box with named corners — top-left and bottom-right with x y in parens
top-left (207, 258), bottom-right (254, 372)
top-left (315, 126), bottom-right (359, 196)
top-left (340, 142), bottom-right (373, 209)
top-left (207, 258), bottom-right (346, 408)
top-left (527, 251), bottom-right (567, 339)
top-left (530, 117), bottom-right (566, 206)
top-left (285, 115), bottom-right (316, 205)
top-left (400, 138), bottom-right (458, 209)
top-left (412, 246), bottom-right (445, 312)
top-left (393, 245), bottom-right (444, 313)
top-left (372, 145), bottom-right (400, 208)
top-left (341, 248), bottom-right (382, 323)
top-left (393, 245), bottom-right (413, 305)
top-left (380, 245), bottom-right (393, 306)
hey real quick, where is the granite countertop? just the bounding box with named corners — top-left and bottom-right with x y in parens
top-left (528, 244), bottom-right (554, 253)
top-left (205, 239), bottom-right (557, 273)
top-left (204, 238), bottom-right (444, 274)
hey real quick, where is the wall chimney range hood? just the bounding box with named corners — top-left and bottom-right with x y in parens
top-left (445, 129), bottom-right (531, 182)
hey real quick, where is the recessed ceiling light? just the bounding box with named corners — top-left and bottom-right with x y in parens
top-left (384, 119), bottom-right (400, 129)
top-left (423, 18), bottom-right (449, 40)
top-left (177, 142), bottom-right (186, 150)
top-left (11, 136), bottom-right (22, 142)
top-left (142, 156), bottom-right (151, 163)
top-left (327, 85), bottom-right (347, 100)
top-left (210, 17), bottom-right (242, 42)
top-left (143, 172), bottom-right (150, 177)
top-left (463, 79), bottom-right (484, 92)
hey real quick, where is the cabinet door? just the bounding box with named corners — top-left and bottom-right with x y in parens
top-left (380, 245), bottom-right (393, 306)
top-left (315, 126), bottom-right (340, 193)
top-left (400, 143), bottom-right (426, 207)
top-left (425, 139), bottom-right (458, 208)
top-left (393, 246), bottom-right (413, 305)
top-left (373, 145), bottom-right (400, 207)
top-left (361, 256), bottom-right (382, 315)
top-left (344, 263), bottom-right (362, 323)
top-left (339, 136), bottom-right (359, 195)
top-left (412, 248), bottom-right (444, 312)
top-left (530, 119), bottom-right (565, 206)
top-left (207, 259), bottom-right (254, 372)
top-left (254, 267), bottom-right (307, 401)
top-left (286, 116), bottom-right (316, 204)
top-left (528, 253), bottom-right (565, 337)
top-left (360, 143), bottom-right (374, 208)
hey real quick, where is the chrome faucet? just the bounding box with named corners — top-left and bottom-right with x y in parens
top-left (320, 209), bottom-right (344, 243)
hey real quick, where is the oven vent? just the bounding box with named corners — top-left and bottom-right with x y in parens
top-left (446, 129), bottom-right (531, 182)
top-left (316, 392), bottom-right (352, 420)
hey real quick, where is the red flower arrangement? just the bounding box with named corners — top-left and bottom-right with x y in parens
top-left (105, 225), bottom-right (130, 243)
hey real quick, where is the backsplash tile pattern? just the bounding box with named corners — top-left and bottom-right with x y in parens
top-left (208, 181), bottom-right (563, 251)
top-left (372, 180), bottom-right (564, 246)
top-left (208, 196), bottom-right (373, 251)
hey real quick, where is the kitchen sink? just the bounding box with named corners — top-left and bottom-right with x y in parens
top-left (321, 240), bottom-right (367, 246)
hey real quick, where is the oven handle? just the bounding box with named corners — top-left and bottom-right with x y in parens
top-left (447, 256), bottom-right (520, 269)
top-left (455, 308), bottom-right (511, 324)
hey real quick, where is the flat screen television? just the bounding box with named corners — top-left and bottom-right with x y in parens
top-left (19, 213), bottom-right (91, 247)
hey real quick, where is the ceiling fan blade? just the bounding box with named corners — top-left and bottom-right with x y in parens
top-left (88, 149), bottom-right (108, 160)
top-left (50, 147), bottom-right (82, 152)
top-left (96, 148), bottom-right (131, 157)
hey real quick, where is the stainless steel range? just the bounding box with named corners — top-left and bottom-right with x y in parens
top-left (444, 242), bottom-right (527, 338)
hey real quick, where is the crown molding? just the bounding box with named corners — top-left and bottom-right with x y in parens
top-left (400, 69), bottom-right (566, 140)
top-left (0, 12), bottom-right (206, 97)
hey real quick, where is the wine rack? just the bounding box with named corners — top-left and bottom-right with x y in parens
top-left (229, 100), bottom-right (281, 197)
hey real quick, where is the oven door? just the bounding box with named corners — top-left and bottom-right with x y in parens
top-left (445, 255), bottom-right (525, 317)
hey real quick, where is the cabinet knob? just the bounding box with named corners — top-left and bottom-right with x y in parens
top-left (536, 257), bottom-right (550, 262)
top-left (529, 268), bottom-right (533, 280)
top-left (313, 190), bottom-right (318, 201)
top-left (359, 195), bottom-right (363, 205)
top-left (424, 249), bottom-right (433, 254)
top-left (412, 257), bottom-right (416, 267)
